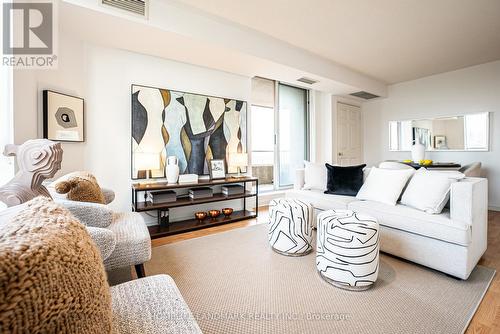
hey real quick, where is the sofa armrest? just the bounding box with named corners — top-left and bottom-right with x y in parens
top-left (86, 226), bottom-right (116, 261)
top-left (56, 199), bottom-right (113, 228)
top-left (295, 169), bottom-right (305, 190)
top-left (451, 177), bottom-right (488, 272)
top-left (450, 177), bottom-right (488, 227)
top-left (111, 275), bottom-right (202, 334)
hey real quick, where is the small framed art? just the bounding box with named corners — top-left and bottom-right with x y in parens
top-left (209, 159), bottom-right (226, 179)
top-left (43, 90), bottom-right (84, 142)
top-left (434, 135), bottom-right (447, 149)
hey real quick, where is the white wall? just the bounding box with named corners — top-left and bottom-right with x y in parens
top-left (14, 34), bottom-right (87, 174)
top-left (363, 60), bottom-right (500, 210)
top-left (311, 93), bottom-right (363, 166)
top-left (13, 32), bottom-right (251, 220)
top-left (11, 30), bottom-right (335, 219)
top-left (310, 91), bottom-right (331, 164)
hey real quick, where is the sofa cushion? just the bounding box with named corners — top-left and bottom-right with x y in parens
top-left (356, 167), bottom-right (415, 205)
top-left (348, 200), bottom-right (471, 246)
top-left (0, 197), bottom-right (113, 333)
top-left (401, 168), bottom-right (458, 214)
top-left (52, 171), bottom-right (106, 204)
top-left (303, 161), bottom-right (327, 191)
top-left (286, 189), bottom-right (358, 211)
top-left (379, 161), bottom-right (415, 170)
top-left (325, 163), bottom-right (366, 196)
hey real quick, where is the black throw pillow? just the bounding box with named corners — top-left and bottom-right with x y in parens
top-left (324, 163), bottom-right (366, 196)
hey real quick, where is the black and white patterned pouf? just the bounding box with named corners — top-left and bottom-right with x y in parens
top-left (316, 209), bottom-right (379, 291)
top-left (268, 198), bottom-right (313, 256)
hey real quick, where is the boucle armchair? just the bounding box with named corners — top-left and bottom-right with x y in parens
top-left (56, 199), bottom-right (151, 278)
top-left (0, 197), bottom-right (201, 334)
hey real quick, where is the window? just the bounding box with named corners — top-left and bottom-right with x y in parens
top-left (464, 112), bottom-right (489, 150)
top-left (277, 83), bottom-right (309, 187)
top-left (250, 78), bottom-right (309, 192)
top-left (0, 60), bottom-right (14, 186)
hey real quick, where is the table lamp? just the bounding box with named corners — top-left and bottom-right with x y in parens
top-left (135, 152), bottom-right (160, 182)
top-left (229, 153), bottom-right (248, 178)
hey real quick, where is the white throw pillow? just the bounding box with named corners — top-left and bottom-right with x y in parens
top-left (356, 167), bottom-right (415, 205)
top-left (378, 161), bottom-right (414, 170)
top-left (401, 168), bottom-right (459, 214)
top-left (363, 167), bottom-right (371, 182)
top-left (303, 161), bottom-right (327, 191)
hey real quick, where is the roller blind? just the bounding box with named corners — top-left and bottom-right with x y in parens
top-left (251, 77), bottom-right (275, 108)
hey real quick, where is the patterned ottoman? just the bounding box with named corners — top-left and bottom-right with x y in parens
top-left (268, 198), bottom-right (313, 256)
top-left (316, 209), bottom-right (379, 291)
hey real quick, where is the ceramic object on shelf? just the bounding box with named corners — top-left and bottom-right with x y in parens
top-left (411, 142), bottom-right (425, 163)
top-left (166, 156), bottom-right (180, 184)
top-left (222, 208), bottom-right (233, 217)
top-left (195, 211), bottom-right (207, 222)
top-left (208, 210), bottom-right (221, 219)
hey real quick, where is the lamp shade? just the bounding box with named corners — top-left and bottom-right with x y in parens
top-left (228, 153), bottom-right (248, 168)
top-left (135, 152), bottom-right (160, 170)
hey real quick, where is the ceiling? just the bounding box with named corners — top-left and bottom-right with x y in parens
top-left (174, 0), bottom-right (500, 84)
top-left (62, 0), bottom-right (387, 96)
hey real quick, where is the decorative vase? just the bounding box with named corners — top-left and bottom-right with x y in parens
top-left (166, 156), bottom-right (180, 184)
top-left (411, 141), bottom-right (425, 163)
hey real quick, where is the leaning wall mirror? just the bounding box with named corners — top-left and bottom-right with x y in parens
top-left (389, 112), bottom-right (489, 151)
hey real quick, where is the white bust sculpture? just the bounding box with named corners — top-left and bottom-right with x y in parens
top-left (0, 139), bottom-right (63, 207)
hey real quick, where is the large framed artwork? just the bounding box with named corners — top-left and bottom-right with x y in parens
top-left (131, 84), bottom-right (247, 179)
top-left (43, 90), bottom-right (84, 142)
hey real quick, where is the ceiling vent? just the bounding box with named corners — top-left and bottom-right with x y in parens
top-left (297, 77), bottom-right (318, 85)
top-left (350, 91), bottom-right (379, 100)
top-left (102, 0), bottom-right (147, 17)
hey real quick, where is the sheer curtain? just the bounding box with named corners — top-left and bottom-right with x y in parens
top-left (0, 61), bottom-right (14, 186)
top-left (278, 84), bottom-right (309, 187)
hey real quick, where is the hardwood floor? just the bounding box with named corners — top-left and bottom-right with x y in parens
top-left (151, 208), bottom-right (500, 332)
top-left (467, 210), bottom-right (500, 333)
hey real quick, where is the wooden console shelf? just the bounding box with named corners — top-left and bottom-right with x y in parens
top-left (147, 210), bottom-right (256, 239)
top-left (131, 177), bottom-right (258, 239)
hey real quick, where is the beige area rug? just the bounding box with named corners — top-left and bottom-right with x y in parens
top-left (144, 224), bottom-right (495, 334)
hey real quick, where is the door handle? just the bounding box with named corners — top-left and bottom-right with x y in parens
top-left (338, 152), bottom-right (343, 156)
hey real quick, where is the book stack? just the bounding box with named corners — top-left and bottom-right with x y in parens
top-left (189, 187), bottom-right (213, 199)
top-left (147, 190), bottom-right (176, 204)
top-left (222, 185), bottom-right (245, 196)
top-left (179, 174), bottom-right (199, 184)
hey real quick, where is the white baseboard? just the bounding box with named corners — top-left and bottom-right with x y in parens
top-left (488, 205), bottom-right (500, 212)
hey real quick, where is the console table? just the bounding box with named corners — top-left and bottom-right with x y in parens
top-left (131, 176), bottom-right (258, 239)
top-left (399, 161), bottom-right (461, 170)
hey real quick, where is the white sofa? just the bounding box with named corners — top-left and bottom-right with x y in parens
top-left (287, 169), bottom-right (488, 279)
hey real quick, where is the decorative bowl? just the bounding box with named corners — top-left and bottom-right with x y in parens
top-left (222, 208), bottom-right (233, 217)
top-left (195, 211), bottom-right (208, 222)
top-left (208, 209), bottom-right (221, 219)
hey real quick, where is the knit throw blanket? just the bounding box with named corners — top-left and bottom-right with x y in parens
top-left (0, 197), bottom-right (112, 333)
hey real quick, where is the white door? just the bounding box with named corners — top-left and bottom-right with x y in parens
top-left (336, 103), bottom-right (362, 166)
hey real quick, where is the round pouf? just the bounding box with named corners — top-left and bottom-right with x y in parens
top-left (268, 198), bottom-right (313, 256)
top-left (316, 209), bottom-right (379, 291)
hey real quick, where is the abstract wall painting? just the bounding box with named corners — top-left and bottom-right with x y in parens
top-left (131, 84), bottom-right (247, 179)
top-left (43, 90), bottom-right (84, 142)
